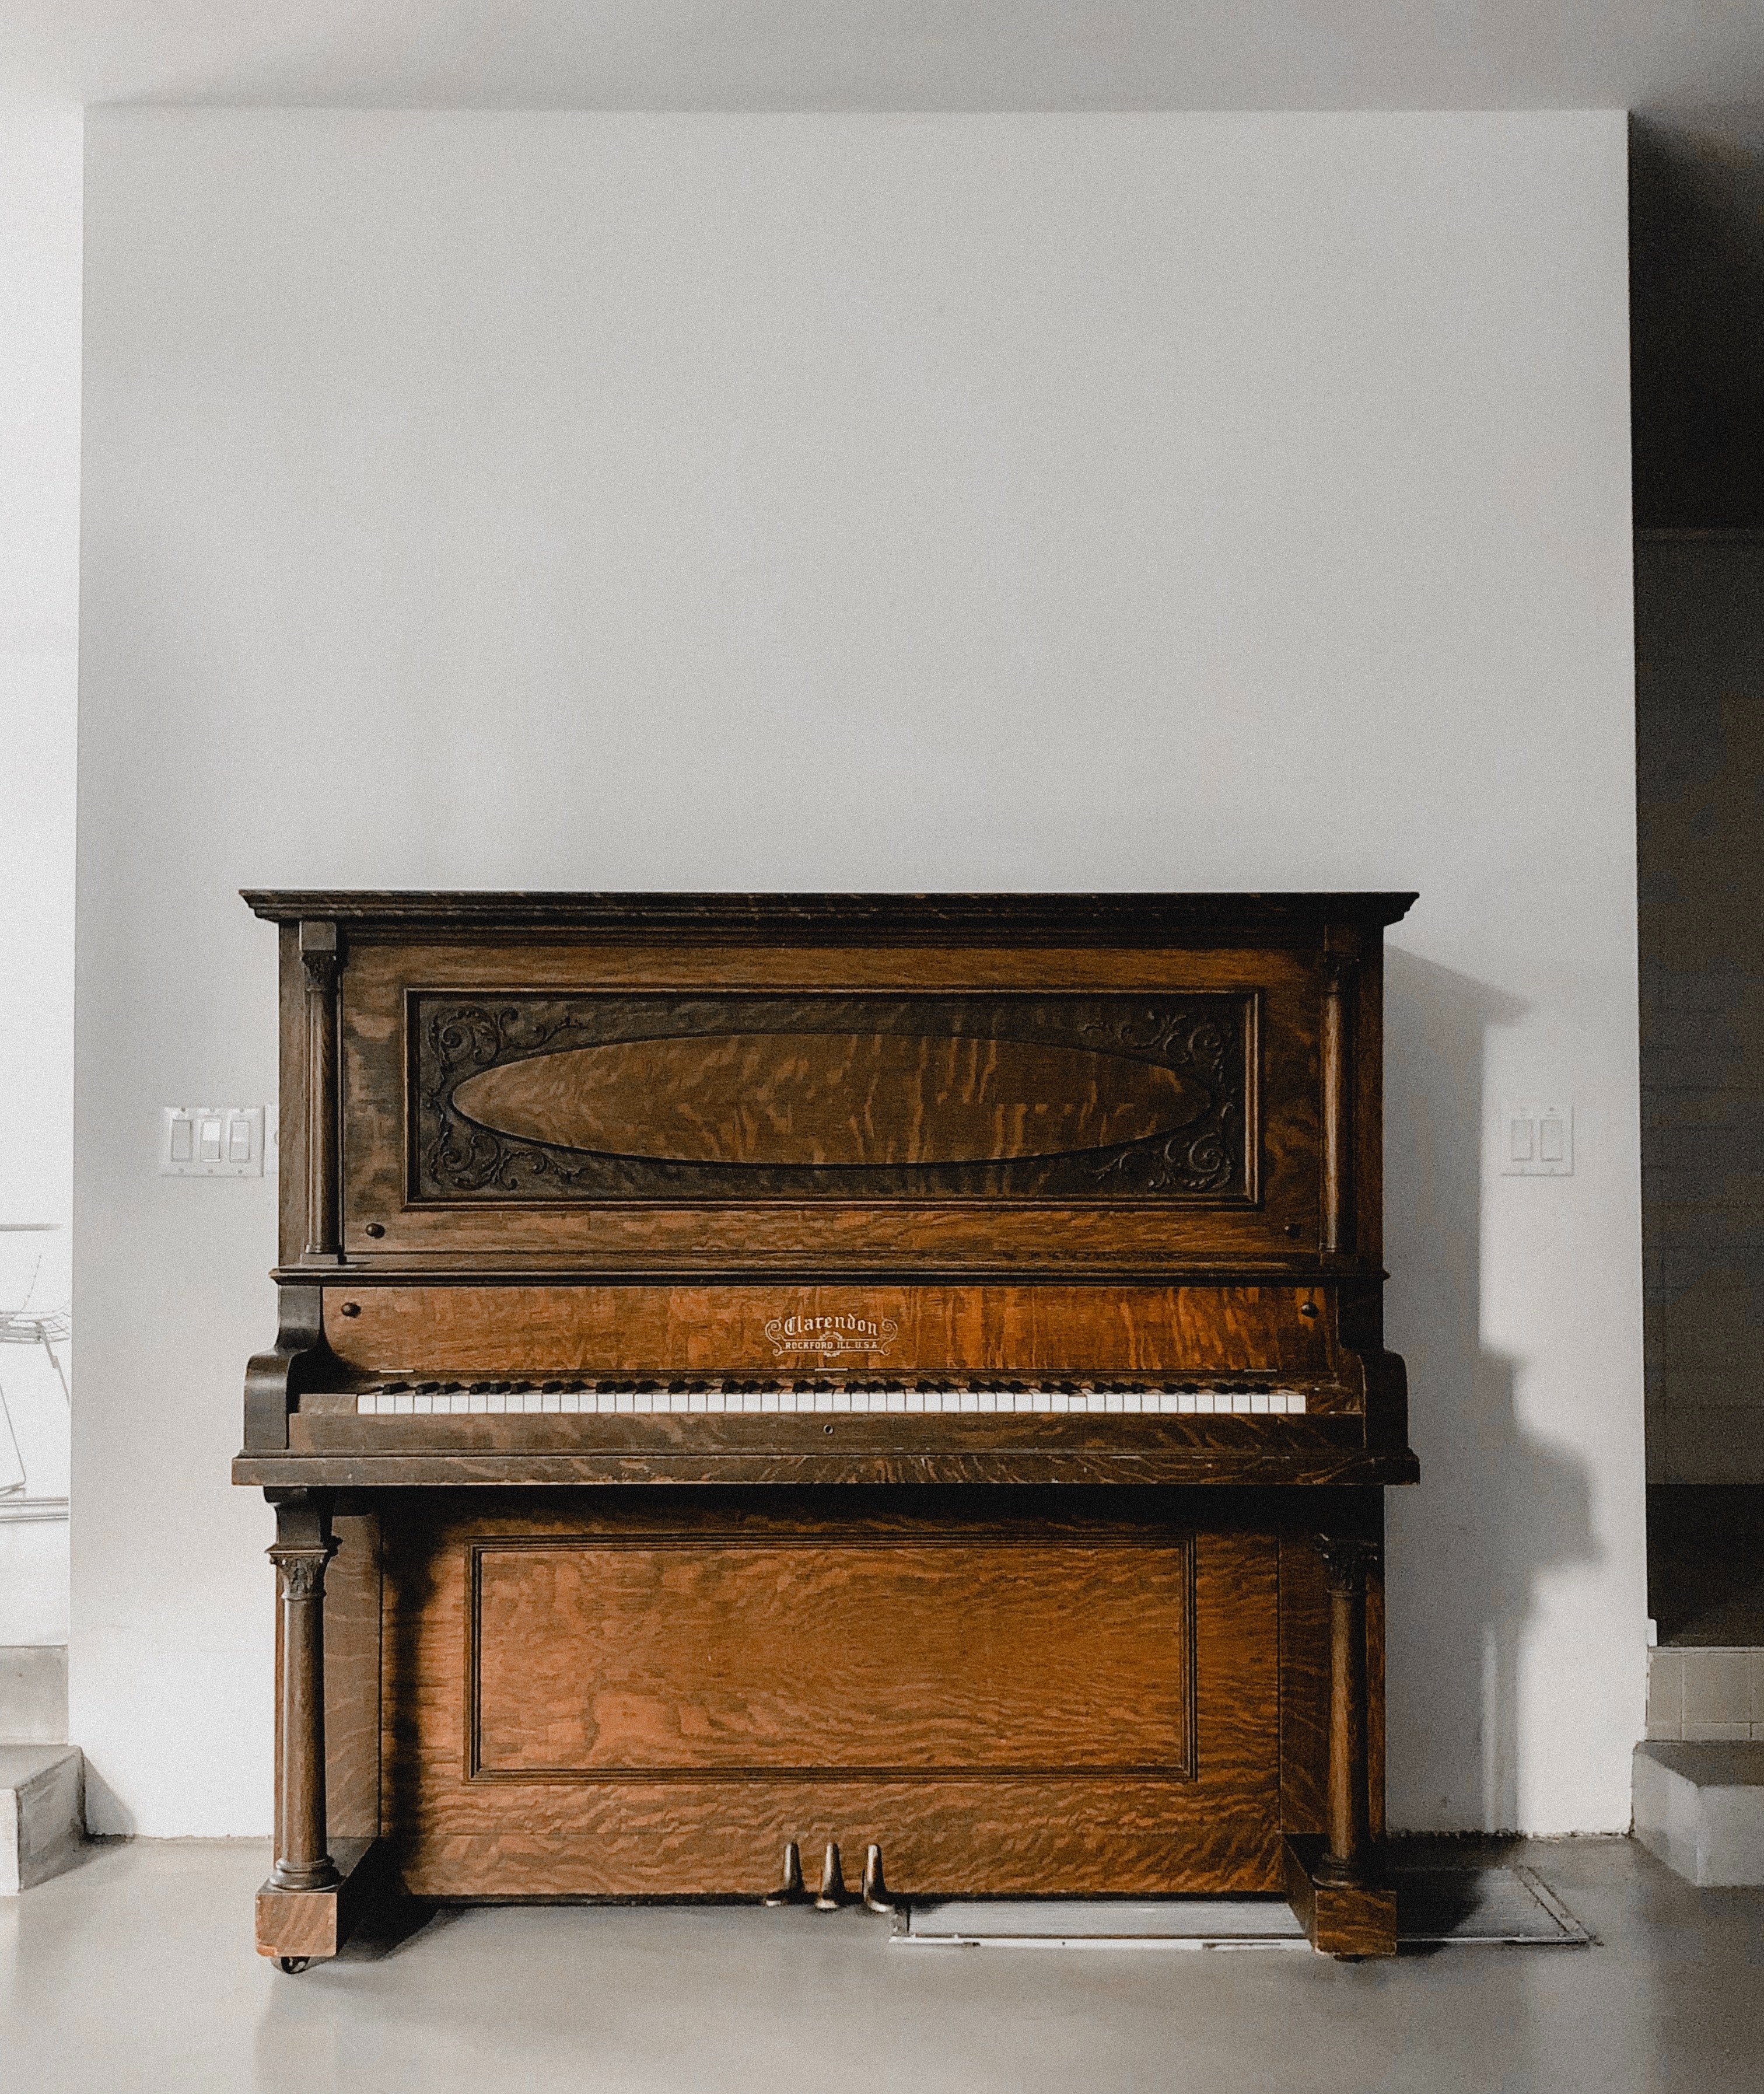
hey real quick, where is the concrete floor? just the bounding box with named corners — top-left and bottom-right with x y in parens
top-left (1, 1838), bottom-right (1760, 2093)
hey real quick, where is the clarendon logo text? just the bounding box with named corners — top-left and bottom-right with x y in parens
top-left (763, 1312), bottom-right (900, 1358)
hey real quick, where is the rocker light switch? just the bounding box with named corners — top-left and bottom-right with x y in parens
top-left (1501, 1101), bottom-right (1574, 1177)
top-left (160, 1106), bottom-right (267, 1177)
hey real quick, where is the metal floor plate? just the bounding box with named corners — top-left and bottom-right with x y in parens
top-left (894, 1870), bottom-right (1590, 1950)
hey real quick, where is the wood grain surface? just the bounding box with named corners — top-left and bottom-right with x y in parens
top-left (318, 1282), bottom-right (1331, 1378)
top-left (468, 1537), bottom-right (1194, 1777)
top-left (245, 1445), bottom-right (1417, 1491)
top-left (378, 1499), bottom-right (1278, 1898)
top-left (330, 936), bottom-right (1322, 1268)
top-left (443, 1015), bottom-right (1223, 1172)
top-left (323, 1514), bottom-right (382, 1841)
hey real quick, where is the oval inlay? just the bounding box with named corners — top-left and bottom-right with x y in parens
top-left (450, 1033), bottom-right (1208, 1168)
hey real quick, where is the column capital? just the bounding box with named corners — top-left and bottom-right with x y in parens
top-left (267, 1541), bottom-right (336, 1602)
top-left (1316, 1534), bottom-right (1380, 1596)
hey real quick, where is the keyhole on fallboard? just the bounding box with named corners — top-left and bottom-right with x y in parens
top-left (824, 1424), bottom-right (834, 1434)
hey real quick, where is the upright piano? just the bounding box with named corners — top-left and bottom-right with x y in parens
top-left (235, 890), bottom-right (1418, 1964)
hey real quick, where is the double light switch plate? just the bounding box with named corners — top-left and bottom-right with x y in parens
top-left (1500, 1101), bottom-right (1574, 1177)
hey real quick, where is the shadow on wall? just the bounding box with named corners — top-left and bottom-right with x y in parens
top-left (1382, 949), bottom-right (1600, 1831)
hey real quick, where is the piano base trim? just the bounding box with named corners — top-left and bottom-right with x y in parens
top-left (255, 1836), bottom-right (394, 1967)
top-left (1282, 1835), bottom-right (1398, 1958)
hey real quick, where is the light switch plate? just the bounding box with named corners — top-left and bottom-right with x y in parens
top-left (160, 1105), bottom-right (267, 1177)
top-left (1501, 1100), bottom-right (1574, 1177)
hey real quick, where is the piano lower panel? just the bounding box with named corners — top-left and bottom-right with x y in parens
top-left (361, 1497), bottom-right (1288, 1899)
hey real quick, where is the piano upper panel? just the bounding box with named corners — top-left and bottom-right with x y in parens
top-left (330, 934), bottom-right (1331, 1270)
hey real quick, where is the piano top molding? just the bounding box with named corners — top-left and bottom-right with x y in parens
top-left (240, 890), bottom-right (1420, 940)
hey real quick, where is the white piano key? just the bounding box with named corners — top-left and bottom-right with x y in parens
top-left (1178, 1392), bottom-right (1196, 1414)
top-left (539, 1392), bottom-right (559, 1413)
top-left (1103, 1393), bottom-right (1122, 1413)
top-left (1250, 1391), bottom-right (1269, 1414)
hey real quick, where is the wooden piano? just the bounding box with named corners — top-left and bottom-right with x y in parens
top-left (234, 890), bottom-right (1418, 1965)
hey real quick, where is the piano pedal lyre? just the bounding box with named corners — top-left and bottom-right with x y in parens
top-left (860, 1844), bottom-right (898, 1914)
top-left (814, 1841), bottom-right (855, 1910)
top-left (763, 1840), bottom-right (809, 1906)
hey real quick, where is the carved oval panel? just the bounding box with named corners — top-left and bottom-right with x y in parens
top-left (450, 1032), bottom-right (1209, 1168)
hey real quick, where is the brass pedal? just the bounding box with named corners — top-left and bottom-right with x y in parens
top-left (814, 1841), bottom-right (855, 1910)
top-left (763, 1841), bottom-right (809, 1906)
top-left (860, 1844), bottom-right (898, 1914)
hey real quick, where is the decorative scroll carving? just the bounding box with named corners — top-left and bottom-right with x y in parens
top-left (1080, 1006), bottom-right (1240, 1194)
top-left (413, 993), bottom-right (1251, 1204)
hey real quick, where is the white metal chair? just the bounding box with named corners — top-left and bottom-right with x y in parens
top-left (0, 1237), bottom-right (70, 1511)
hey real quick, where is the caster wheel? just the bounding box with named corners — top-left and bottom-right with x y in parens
top-left (276, 1956), bottom-right (312, 1975)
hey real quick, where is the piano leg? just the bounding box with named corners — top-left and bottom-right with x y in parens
top-left (256, 1489), bottom-right (387, 1968)
top-left (1283, 1532), bottom-right (1398, 1957)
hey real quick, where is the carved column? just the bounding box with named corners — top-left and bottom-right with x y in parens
top-left (268, 1494), bottom-right (340, 1893)
top-left (299, 920), bottom-right (342, 1263)
top-left (1320, 953), bottom-right (1357, 1257)
top-left (1314, 1535), bottom-right (1379, 1888)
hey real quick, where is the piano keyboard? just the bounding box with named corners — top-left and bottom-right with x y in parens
top-left (354, 1385), bottom-right (1310, 1417)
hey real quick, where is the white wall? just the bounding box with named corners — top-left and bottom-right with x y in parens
top-left (0, 110), bottom-right (80, 1605)
top-left (75, 109), bottom-right (1640, 1835)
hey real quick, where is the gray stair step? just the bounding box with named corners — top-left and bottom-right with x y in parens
top-left (1633, 1740), bottom-right (1764, 1886)
top-left (0, 1743), bottom-right (83, 1893)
